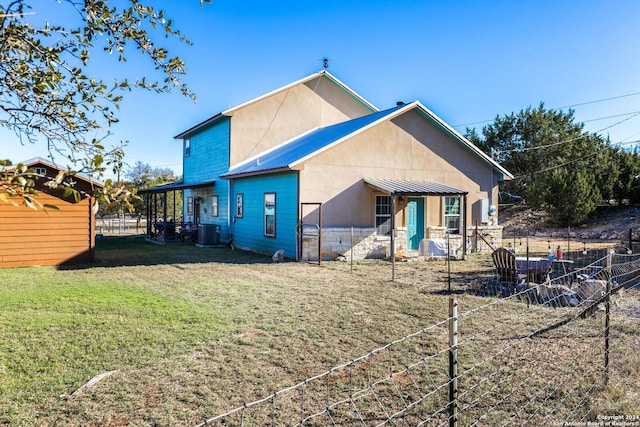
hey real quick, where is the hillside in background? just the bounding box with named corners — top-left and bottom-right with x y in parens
top-left (498, 204), bottom-right (640, 241)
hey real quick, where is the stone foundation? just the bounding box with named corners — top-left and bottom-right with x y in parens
top-left (299, 225), bottom-right (504, 261)
top-left (300, 227), bottom-right (392, 261)
top-left (466, 226), bottom-right (503, 253)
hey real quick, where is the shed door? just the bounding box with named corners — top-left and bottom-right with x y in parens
top-left (407, 198), bottom-right (424, 251)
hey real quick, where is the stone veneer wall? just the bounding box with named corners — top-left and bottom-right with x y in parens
top-left (299, 225), bottom-right (504, 261)
top-left (467, 226), bottom-right (503, 253)
top-left (299, 227), bottom-right (405, 261)
top-left (428, 226), bottom-right (504, 255)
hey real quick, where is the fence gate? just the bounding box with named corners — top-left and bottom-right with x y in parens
top-left (297, 202), bottom-right (322, 264)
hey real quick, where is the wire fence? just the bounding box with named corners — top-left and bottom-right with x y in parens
top-left (196, 250), bottom-right (640, 426)
top-left (96, 214), bottom-right (145, 235)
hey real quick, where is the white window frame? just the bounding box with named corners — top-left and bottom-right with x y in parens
top-left (187, 196), bottom-right (193, 215)
top-left (211, 195), bottom-right (218, 217)
top-left (264, 192), bottom-right (276, 238)
top-left (444, 196), bottom-right (461, 234)
top-left (375, 195), bottom-right (392, 237)
top-left (185, 139), bottom-right (191, 157)
top-left (236, 193), bottom-right (243, 218)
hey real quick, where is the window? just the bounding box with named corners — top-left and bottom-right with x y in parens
top-left (444, 196), bottom-right (461, 234)
top-left (187, 196), bottom-right (193, 215)
top-left (264, 192), bottom-right (276, 237)
top-left (375, 195), bottom-right (392, 236)
top-left (34, 167), bottom-right (46, 176)
top-left (185, 139), bottom-right (191, 157)
top-left (211, 195), bottom-right (218, 217)
top-left (236, 193), bottom-right (243, 218)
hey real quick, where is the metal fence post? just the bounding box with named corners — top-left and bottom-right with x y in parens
top-left (448, 297), bottom-right (459, 427)
top-left (350, 226), bottom-right (354, 274)
top-left (604, 249), bottom-right (613, 385)
top-left (447, 233), bottom-right (452, 293)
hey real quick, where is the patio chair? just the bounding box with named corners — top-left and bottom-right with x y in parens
top-left (492, 247), bottom-right (526, 287)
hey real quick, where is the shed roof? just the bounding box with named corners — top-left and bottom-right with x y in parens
top-left (364, 178), bottom-right (467, 196)
top-left (138, 179), bottom-right (216, 194)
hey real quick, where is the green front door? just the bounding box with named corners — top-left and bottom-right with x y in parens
top-left (407, 198), bottom-right (424, 251)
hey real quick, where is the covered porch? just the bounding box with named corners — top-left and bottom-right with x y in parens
top-left (138, 180), bottom-right (215, 244)
top-left (364, 178), bottom-right (469, 260)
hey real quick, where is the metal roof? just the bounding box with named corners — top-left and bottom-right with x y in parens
top-left (222, 105), bottom-right (405, 178)
top-left (138, 179), bottom-right (215, 194)
top-left (222, 101), bottom-right (513, 180)
top-left (364, 178), bottom-right (467, 196)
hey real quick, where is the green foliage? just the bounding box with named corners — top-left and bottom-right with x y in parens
top-left (97, 161), bottom-right (179, 216)
top-left (465, 104), bottom-right (632, 226)
top-left (0, 0), bottom-right (209, 210)
top-left (127, 161), bottom-right (176, 188)
top-left (611, 148), bottom-right (640, 204)
top-left (527, 168), bottom-right (600, 226)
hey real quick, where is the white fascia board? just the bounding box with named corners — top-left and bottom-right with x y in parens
top-left (227, 127), bottom-right (320, 172)
top-left (412, 101), bottom-right (515, 180)
top-left (288, 102), bottom-right (416, 168)
top-left (320, 70), bottom-right (379, 112)
top-left (223, 70), bottom-right (378, 116)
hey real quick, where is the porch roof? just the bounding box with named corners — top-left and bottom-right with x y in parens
top-left (364, 178), bottom-right (468, 196)
top-left (138, 179), bottom-right (216, 194)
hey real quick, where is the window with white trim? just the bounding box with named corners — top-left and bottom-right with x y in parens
top-left (236, 193), bottom-right (243, 218)
top-left (444, 196), bottom-right (461, 234)
top-left (185, 139), bottom-right (191, 157)
top-left (211, 195), bottom-right (218, 217)
top-left (375, 195), bottom-right (392, 237)
top-left (264, 192), bottom-right (276, 237)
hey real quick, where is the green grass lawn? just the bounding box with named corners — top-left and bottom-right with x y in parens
top-left (0, 238), bottom-right (638, 426)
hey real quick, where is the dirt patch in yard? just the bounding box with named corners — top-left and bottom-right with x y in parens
top-left (499, 204), bottom-right (640, 241)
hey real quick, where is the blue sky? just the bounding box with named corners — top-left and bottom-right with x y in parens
top-left (4, 0), bottom-right (640, 179)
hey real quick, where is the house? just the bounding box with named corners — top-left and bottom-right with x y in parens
top-left (0, 158), bottom-right (102, 268)
top-left (148, 70), bottom-right (512, 260)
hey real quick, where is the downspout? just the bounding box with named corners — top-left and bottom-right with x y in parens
top-left (227, 179), bottom-right (233, 244)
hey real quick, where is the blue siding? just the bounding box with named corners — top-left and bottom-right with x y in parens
top-left (184, 117), bottom-right (230, 184)
top-left (231, 172), bottom-right (298, 258)
top-left (182, 118), bottom-right (232, 240)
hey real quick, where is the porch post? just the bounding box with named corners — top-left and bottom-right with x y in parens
top-left (463, 194), bottom-right (468, 260)
top-left (391, 192), bottom-right (396, 281)
top-left (146, 194), bottom-right (151, 237)
top-left (163, 192), bottom-right (168, 241)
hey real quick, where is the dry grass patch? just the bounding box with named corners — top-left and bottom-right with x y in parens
top-left (0, 238), bottom-right (638, 426)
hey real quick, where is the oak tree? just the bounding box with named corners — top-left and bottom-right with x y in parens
top-left (0, 0), bottom-right (208, 211)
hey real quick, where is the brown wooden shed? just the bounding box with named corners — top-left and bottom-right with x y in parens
top-left (0, 158), bottom-right (102, 268)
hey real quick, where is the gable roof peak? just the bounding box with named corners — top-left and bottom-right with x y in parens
top-left (223, 69), bottom-right (377, 116)
top-left (174, 70), bottom-right (378, 140)
top-left (5, 157), bottom-right (104, 187)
